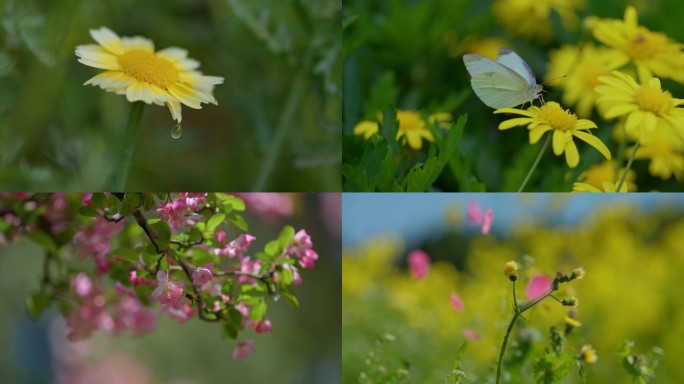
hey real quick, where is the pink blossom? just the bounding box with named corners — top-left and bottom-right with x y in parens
top-left (450, 292), bottom-right (464, 312)
top-left (232, 340), bottom-right (255, 360)
top-left (467, 201), bottom-right (483, 226)
top-left (466, 201), bottom-right (495, 234)
top-left (215, 233), bottom-right (256, 259)
top-left (114, 282), bottom-right (135, 297)
top-left (179, 192), bottom-right (206, 210)
top-left (71, 273), bottom-right (93, 297)
top-left (151, 271), bottom-right (184, 305)
top-left (192, 263), bottom-right (214, 286)
top-left (464, 329), bottom-right (480, 341)
top-left (156, 199), bottom-right (203, 229)
top-left (214, 228), bottom-right (227, 244)
top-left (275, 263), bottom-right (303, 285)
top-left (65, 292), bottom-right (109, 341)
top-left (114, 296), bottom-right (157, 335)
top-left (234, 193), bottom-right (294, 221)
top-left (288, 229), bottom-right (318, 268)
top-left (408, 249), bottom-right (430, 280)
top-left (481, 210), bottom-right (494, 235)
top-left (72, 217), bottom-right (124, 270)
top-left (525, 275), bottom-right (553, 300)
top-left (161, 300), bottom-right (196, 324)
top-left (238, 257), bottom-right (261, 284)
top-left (299, 249), bottom-right (319, 269)
top-left (252, 319), bottom-right (273, 334)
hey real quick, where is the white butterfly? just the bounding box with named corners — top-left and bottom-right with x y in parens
top-left (463, 48), bottom-right (543, 109)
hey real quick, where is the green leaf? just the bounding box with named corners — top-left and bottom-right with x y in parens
top-left (249, 300), bottom-right (267, 321)
top-left (222, 321), bottom-right (239, 340)
top-left (364, 71), bottom-right (398, 118)
top-left (215, 193), bottom-right (246, 211)
top-left (279, 288), bottom-right (300, 309)
top-left (120, 193), bottom-right (142, 216)
top-left (91, 193), bottom-right (107, 210)
top-left (278, 267), bottom-right (294, 286)
top-left (207, 213), bottom-right (226, 232)
top-left (190, 248), bottom-right (215, 266)
top-left (78, 205), bottom-right (100, 218)
top-left (264, 240), bottom-right (281, 257)
top-left (25, 231), bottom-right (57, 253)
top-left (25, 291), bottom-right (51, 320)
top-left (342, 135), bottom-right (396, 191)
top-left (149, 220), bottom-right (171, 248)
top-left (227, 214), bottom-right (249, 231)
top-left (111, 247), bottom-right (138, 263)
top-left (278, 225), bottom-right (295, 249)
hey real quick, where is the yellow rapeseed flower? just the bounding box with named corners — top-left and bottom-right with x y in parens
top-left (352, 110), bottom-right (452, 150)
top-left (596, 71), bottom-right (684, 143)
top-left (545, 44), bottom-right (625, 118)
top-left (588, 6), bottom-right (684, 83)
top-left (575, 160), bottom-right (637, 192)
top-left (495, 102), bottom-right (611, 168)
top-left (492, 0), bottom-right (584, 42)
top-left (75, 27), bottom-right (224, 123)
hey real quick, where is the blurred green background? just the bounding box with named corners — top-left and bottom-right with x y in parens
top-left (343, 0), bottom-right (684, 191)
top-left (0, 193), bottom-right (341, 384)
top-left (0, 0), bottom-right (341, 191)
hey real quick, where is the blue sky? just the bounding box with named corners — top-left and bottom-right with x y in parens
top-left (342, 193), bottom-right (684, 247)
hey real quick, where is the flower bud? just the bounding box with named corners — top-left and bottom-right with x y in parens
top-left (571, 267), bottom-right (585, 280)
top-left (503, 261), bottom-right (519, 281)
top-left (579, 344), bottom-right (598, 363)
top-left (561, 297), bottom-right (578, 307)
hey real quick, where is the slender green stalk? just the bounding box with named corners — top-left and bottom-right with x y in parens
top-left (518, 134), bottom-right (551, 192)
top-left (616, 141), bottom-right (640, 192)
top-left (109, 102), bottom-right (145, 191)
top-left (251, 73), bottom-right (305, 191)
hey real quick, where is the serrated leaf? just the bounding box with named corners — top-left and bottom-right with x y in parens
top-left (25, 291), bottom-right (51, 320)
top-left (249, 300), bottom-right (267, 321)
top-left (91, 193), bottom-right (107, 210)
top-left (278, 225), bottom-right (295, 249)
top-left (78, 205), bottom-right (100, 218)
top-left (207, 214), bottom-right (226, 232)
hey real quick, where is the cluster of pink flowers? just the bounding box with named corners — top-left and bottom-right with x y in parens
top-left (155, 193), bottom-right (206, 229)
top-left (288, 229), bottom-right (319, 269)
top-left (66, 273), bottom-right (156, 341)
top-left (234, 193), bottom-right (294, 221)
top-left (72, 217), bottom-right (124, 274)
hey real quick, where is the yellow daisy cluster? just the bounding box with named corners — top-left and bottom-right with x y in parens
top-left (353, 110), bottom-right (452, 150)
top-left (542, 6), bottom-right (684, 189)
top-left (76, 27), bottom-right (223, 123)
top-left (492, 0), bottom-right (585, 42)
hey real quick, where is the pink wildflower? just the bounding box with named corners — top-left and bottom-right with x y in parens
top-left (408, 249), bottom-right (430, 280)
top-left (252, 319), bottom-right (273, 334)
top-left (464, 329), bottom-right (480, 341)
top-left (525, 275), bottom-right (553, 300)
top-left (192, 263), bottom-right (214, 286)
top-left (450, 292), bottom-right (464, 312)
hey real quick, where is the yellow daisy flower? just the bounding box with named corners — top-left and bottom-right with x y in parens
top-left (352, 110), bottom-right (452, 150)
top-left (576, 160), bottom-right (637, 192)
top-left (75, 27), bottom-right (224, 123)
top-left (573, 181), bottom-right (628, 193)
top-left (632, 124), bottom-right (684, 181)
top-left (595, 71), bottom-right (684, 143)
top-left (492, 0), bottom-right (584, 42)
top-left (588, 6), bottom-right (684, 83)
top-left (545, 44), bottom-right (625, 118)
top-left (495, 102), bottom-right (611, 168)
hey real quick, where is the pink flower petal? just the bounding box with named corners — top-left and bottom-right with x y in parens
top-left (450, 292), bottom-right (464, 312)
top-left (481, 209), bottom-right (494, 234)
top-left (467, 201), bottom-right (483, 226)
top-left (407, 250), bottom-right (430, 280)
top-left (525, 275), bottom-right (552, 300)
top-left (464, 329), bottom-right (480, 341)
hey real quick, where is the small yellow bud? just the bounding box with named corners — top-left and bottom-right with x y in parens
top-left (565, 316), bottom-right (582, 328)
top-left (571, 268), bottom-right (585, 280)
top-left (503, 261), bottom-right (519, 281)
top-left (580, 344), bottom-right (598, 363)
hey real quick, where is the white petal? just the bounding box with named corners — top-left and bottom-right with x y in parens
top-left (89, 27), bottom-right (126, 55)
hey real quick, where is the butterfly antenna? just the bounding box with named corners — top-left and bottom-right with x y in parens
top-left (542, 74), bottom-right (567, 86)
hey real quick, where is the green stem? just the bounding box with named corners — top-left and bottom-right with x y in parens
top-left (109, 102), bottom-right (145, 191)
top-left (517, 133), bottom-right (551, 192)
top-left (496, 284), bottom-right (553, 384)
top-left (251, 73), bottom-right (305, 191)
top-left (616, 141), bottom-right (640, 192)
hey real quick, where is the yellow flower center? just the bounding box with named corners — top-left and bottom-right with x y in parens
top-left (118, 49), bottom-right (179, 89)
top-left (538, 102), bottom-right (577, 131)
top-left (635, 84), bottom-right (673, 114)
top-left (628, 28), bottom-right (666, 60)
top-left (397, 111), bottom-right (426, 132)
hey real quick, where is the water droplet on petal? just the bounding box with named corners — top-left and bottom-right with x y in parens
top-left (171, 123), bottom-right (182, 139)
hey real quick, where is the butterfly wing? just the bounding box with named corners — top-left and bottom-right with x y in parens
top-left (496, 48), bottom-right (537, 87)
top-left (463, 54), bottom-right (533, 109)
